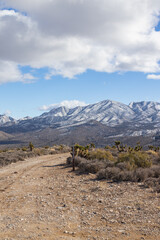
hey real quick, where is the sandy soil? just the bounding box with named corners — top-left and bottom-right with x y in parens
top-left (0, 153), bottom-right (159, 240)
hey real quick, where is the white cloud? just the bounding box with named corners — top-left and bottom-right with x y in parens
top-left (0, 0), bottom-right (160, 82)
top-left (0, 61), bottom-right (22, 84)
top-left (0, 60), bottom-right (36, 84)
top-left (22, 73), bottom-right (36, 83)
top-left (147, 74), bottom-right (160, 80)
top-left (39, 100), bottom-right (87, 111)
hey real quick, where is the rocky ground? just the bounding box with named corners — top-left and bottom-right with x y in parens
top-left (0, 153), bottom-right (159, 240)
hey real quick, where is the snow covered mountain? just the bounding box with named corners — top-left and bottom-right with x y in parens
top-left (129, 101), bottom-right (160, 123)
top-left (32, 100), bottom-right (135, 127)
top-left (0, 114), bottom-right (16, 126)
top-left (28, 100), bottom-right (160, 128)
top-left (0, 100), bottom-right (160, 136)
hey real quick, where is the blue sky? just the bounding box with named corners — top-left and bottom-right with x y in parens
top-left (0, 1), bottom-right (160, 119)
top-left (1, 70), bottom-right (160, 119)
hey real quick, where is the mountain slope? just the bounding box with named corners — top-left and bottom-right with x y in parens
top-left (0, 115), bottom-right (16, 126)
top-left (129, 101), bottom-right (160, 123)
top-left (19, 100), bottom-right (136, 129)
top-left (0, 100), bottom-right (160, 137)
top-left (27, 100), bottom-right (160, 128)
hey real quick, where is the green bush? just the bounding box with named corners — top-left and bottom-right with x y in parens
top-left (22, 147), bottom-right (27, 151)
top-left (44, 146), bottom-right (50, 149)
top-left (87, 149), bottom-right (114, 161)
top-left (117, 151), bottom-right (152, 169)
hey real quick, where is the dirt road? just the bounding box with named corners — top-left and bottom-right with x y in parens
top-left (0, 153), bottom-right (159, 240)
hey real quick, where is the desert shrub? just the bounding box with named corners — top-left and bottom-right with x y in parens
top-left (59, 144), bottom-right (64, 150)
top-left (87, 149), bottom-right (114, 161)
top-left (55, 145), bottom-right (71, 153)
top-left (22, 147), bottom-right (27, 151)
top-left (85, 162), bottom-right (99, 173)
top-left (74, 156), bottom-right (84, 166)
top-left (111, 145), bottom-right (116, 149)
top-left (17, 156), bottom-right (25, 161)
top-left (152, 153), bottom-right (160, 164)
top-left (105, 167), bottom-right (120, 180)
top-left (60, 148), bottom-right (71, 153)
top-left (66, 156), bottom-right (72, 165)
top-left (105, 161), bottom-right (115, 168)
top-left (97, 167), bottom-right (130, 181)
top-left (65, 145), bottom-right (160, 193)
top-left (104, 145), bottom-right (112, 150)
top-left (133, 168), bottom-right (154, 182)
top-left (66, 156), bottom-right (83, 166)
top-left (78, 161), bottom-right (102, 174)
top-left (117, 151), bottom-right (152, 169)
top-left (116, 162), bottom-right (128, 170)
top-left (70, 156), bottom-right (106, 174)
top-left (147, 150), bottom-right (158, 157)
top-left (86, 160), bottom-right (106, 173)
top-left (50, 150), bottom-right (56, 155)
top-left (34, 148), bottom-right (46, 156)
top-left (111, 150), bottom-right (119, 158)
top-left (146, 150), bottom-right (159, 164)
top-left (116, 170), bottom-right (134, 181)
top-left (77, 159), bottom-right (89, 172)
top-left (44, 146), bottom-right (50, 149)
top-left (69, 145), bottom-right (159, 193)
top-left (144, 177), bottom-right (160, 192)
top-left (96, 162), bottom-right (159, 183)
top-left (150, 166), bottom-right (160, 178)
top-left (97, 169), bottom-right (107, 179)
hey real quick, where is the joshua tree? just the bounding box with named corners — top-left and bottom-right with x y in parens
top-left (154, 146), bottom-right (160, 152)
top-left (128, 146), bottom-right (134, 153)
top-left (134, 142), bottom-right (142, 151)
top-left (148, 145), bottom-right (154, 150)
top-left (90, 143), bottom-right (95, 149)
top-left (115, 141), bottom-right (121, 152)
top-left (29, 142), bottom-right (34, 151)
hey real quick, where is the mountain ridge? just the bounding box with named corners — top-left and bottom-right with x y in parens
top-left (0, 100), bottom-right (160, 137)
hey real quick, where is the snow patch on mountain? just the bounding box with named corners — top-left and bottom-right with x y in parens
top-left (0, 114), bottom-right (16, 126)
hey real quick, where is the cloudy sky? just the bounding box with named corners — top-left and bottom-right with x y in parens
top-left (0, 0), bottom-right (160, 118)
